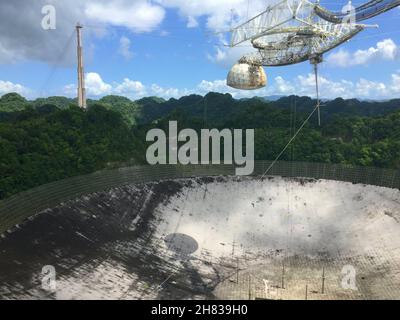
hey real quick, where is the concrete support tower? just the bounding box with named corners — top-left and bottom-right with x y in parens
top-left (76, 23), bottom-right (86, 109)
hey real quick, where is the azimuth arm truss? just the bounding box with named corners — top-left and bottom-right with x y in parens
top-left (314, 0), bottom-right (400, 24)
top-left (241, 24), bottom-right (364, 66)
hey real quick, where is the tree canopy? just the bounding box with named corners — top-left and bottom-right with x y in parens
top-left (0, 91), bottom-right (399, 200)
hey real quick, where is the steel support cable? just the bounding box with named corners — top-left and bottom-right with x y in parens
top-left (285, 96), bottom-right (297, 278)
top-left (260, 52), bottom-right (322, 179)
top-left (260, 96), bottom-right (321, 179)
top-left (260, 104), bottom-right (319, 179)
top-left (314, 62), bottom-right (321, 127)
top-left (38, 29), bottom-right (75, 96)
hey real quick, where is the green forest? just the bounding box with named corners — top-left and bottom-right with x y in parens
top-left (0, 91), bottom-right (399, 200)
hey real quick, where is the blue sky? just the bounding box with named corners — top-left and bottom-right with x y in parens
top-left (0, 0), bottom-right (399, 100)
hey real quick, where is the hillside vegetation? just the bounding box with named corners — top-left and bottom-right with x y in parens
top-left (0, 92), bottom-right (399, 199)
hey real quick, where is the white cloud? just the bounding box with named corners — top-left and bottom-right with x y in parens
top-left (150, 84), bottom-right (189, 98)
top-left (195, 79), bottom-right (272, 99)
top-left (327, 39), bottom-right (399, 67)
top-left (207, 42), bottom-right (257, 68)
top-left (0, 43), bottom-right (22, 64)
top-left (156, 0), bottom-right (270, 31)
top-left (208, 48), bottom-right (227, 63)
top-left (62, 70), bottom-right (400, 101)
top-left (85, 72), bottom-right (113, 96)
top-left (186, 16), bottom-right (199, 28)
top-left (326, 50), bottom-right (351, 68)
top-left (64, 73), bottom-right (187, 99)
top-left (275, 76), bottom-right (294, 94)
top-left (0, 80), bottom-right (31, 96)
top-left (277, 72), bottom-right (400, 100)
top-left (390, 73), bottom-right (400, 92)
top-left (296, 74), bottom-right (354, 98)
top-left (0, 0), bottom-right (165, 65)
top-left (85, 0), bottom-right (165, 33)
top-left (3, 0), bottom-right (398, 73)
top-left (118, 36), bottom-right (134, 60)
top-left (114, 78), bottom-right (146, 96)
top-left (0, 0), bottom-right (274, 67)
top-left (156, 0), bottom-right (273, 66)
top-left (355, 78), bottom-right (387, 97)
top-left (193, 71), bottom-right (400, 100)
top-left (64, 72), bottom-right (257, 99)
top-left (197, 79), bottom-right (228, 92)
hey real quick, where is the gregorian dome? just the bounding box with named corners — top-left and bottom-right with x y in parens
top-left (227, 62), bottom-right (267, 90)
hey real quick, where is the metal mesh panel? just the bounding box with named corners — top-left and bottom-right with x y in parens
top-left (0, 161), bottom-right (398, 234)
